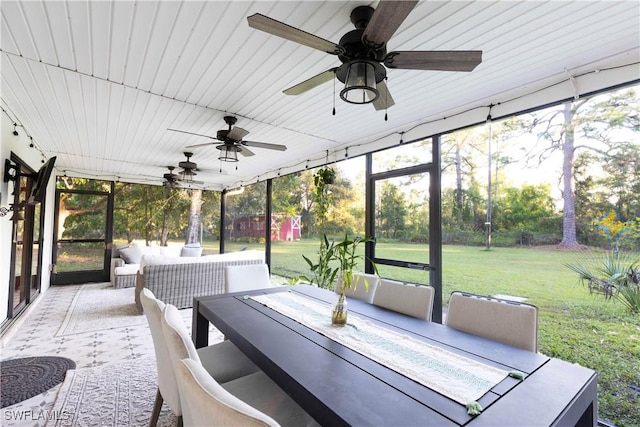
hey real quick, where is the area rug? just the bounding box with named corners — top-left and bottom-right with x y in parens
top-left (1, 356), bottom-right (76, 408)
top-left (56, 283), bottom-right (146, 336)
top-left (46, 357), bottom-right (175, 427)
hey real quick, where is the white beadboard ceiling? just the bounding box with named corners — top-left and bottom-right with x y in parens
top-left (1, 1), bottom-right (638, 190)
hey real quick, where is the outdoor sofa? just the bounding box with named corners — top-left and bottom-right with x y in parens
top-left (110, 242), bottom-right (202, 288)
top-left (134, 250), bottom-right (265, 310)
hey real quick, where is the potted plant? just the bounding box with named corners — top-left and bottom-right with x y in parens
top-left (331, 234), bottom-right (377, 325)
top-left (300, 235), bottom-right (339, 289)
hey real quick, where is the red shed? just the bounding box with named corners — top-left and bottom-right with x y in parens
top-left (231, 214), bottom-right (301, 241)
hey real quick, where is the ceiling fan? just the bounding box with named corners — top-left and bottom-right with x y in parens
top-left (163, 166), bottom-right (182, 187)
top-left (163, 166), bottom-right (180, 183)
top-left (167, 152), bottom-right (203, 184)
top-left (247, 1), bottom-right (482, 110)
top-left (168, 116), bottom-right (287, 163)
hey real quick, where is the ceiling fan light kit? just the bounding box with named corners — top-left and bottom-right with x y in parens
top-left (338, 60), bottom-right (385, 104)
top-left (217, 145), bottom-right (239, 162)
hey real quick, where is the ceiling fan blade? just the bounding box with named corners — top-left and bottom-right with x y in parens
top-left (238, 146), bottom-right (255, 157)
top-left (228, 126), bottom-right (250, 141)
top-left (248, 13), bottom-right (344, 55)
top-left (371, 80), bottom-right (395, 111)
top-left (362, 1), bottom-right (418, 48)
top-left (242, 140), bottom-right (288, 151)
top-left (384, 51), bottom-right (482, 71)
top-left (185, 142), bottom-right (217, 149)
top-left (167, 128), bottom-right (214, 139)
top-left (284, 68), bottom-right (337, 95)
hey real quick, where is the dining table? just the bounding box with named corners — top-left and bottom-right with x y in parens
top-left (192, 285), bottom-right (597, 426)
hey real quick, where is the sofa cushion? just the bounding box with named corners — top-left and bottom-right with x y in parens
top-left (119, 244), bottom-right (143, 264)
top-left (115, 263), bottom-right (140, 275)
top-left (112, 243), bottom-right (130, 259)
top-left (181, 244), bottom-right (203, 257)
top-left (204, 250), bottom-right (264, 262)
top-left (159, 244), bottom-right (182, 257)
top-left (140, 254), bottom-right (206, 274)
top-left (139, 250), bottom-right (264, 274)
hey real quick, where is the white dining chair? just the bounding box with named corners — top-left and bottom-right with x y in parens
top-left (160, 303), bottom-right (260, 384)
top-left (176, 358), bottom-right (276, 427)
top-left (334, 272), bottom-right (379, 304)
top-left (446, 291), bottom-right (539, 352)
top-left (372, 279), bottom-right (435, 320)
top-left (176, 358), bottom-right (318, 427)
top-left (225, 264), bottom-right (271, 293)
top-left (141, 290), bottom-right (260, 425)
top-left (140, 289), bottom-right (183, 426)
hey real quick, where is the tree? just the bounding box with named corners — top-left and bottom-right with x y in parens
top-left (378, 182), bottom-right (407, 239)
top-left (492, 184), bottom-right (555, 231)
top-left (199, 190), bottom-right (221, 240)
top-left (525, 88), bottom-right (640, 248)
top-left (57, 177), bottom-right (113, 240)
top-left (590, 142), bottom-right (640, 249)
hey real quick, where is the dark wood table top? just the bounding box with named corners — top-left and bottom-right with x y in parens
top-left (193, 285), bottom-right (597, 426)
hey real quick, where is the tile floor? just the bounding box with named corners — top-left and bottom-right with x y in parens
top-left (0, 282), bottom-right (220, 426)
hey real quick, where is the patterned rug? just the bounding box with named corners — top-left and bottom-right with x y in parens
top-left (46, 357), bottom-right (175, 427)
top-left (1, 357), bottom-right (76, 408)
top-left (56, 283), bottom-right (146, 337)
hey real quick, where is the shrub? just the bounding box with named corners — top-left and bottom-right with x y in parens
top-left (566, 250), bottom-right (640, 313)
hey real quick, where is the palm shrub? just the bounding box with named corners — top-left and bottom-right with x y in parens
top-left (566, 250), bottom-right (640, 313)
top-left (617, 265), bottom-right (640, 313)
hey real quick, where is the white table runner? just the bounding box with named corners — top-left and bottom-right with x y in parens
top-left (251, 291), bottom-right (508, 406)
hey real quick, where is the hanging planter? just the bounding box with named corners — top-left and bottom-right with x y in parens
top-left (315, 166), bottom-right (336, 186)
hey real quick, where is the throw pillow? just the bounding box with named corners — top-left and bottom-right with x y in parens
top-left (119, 244), bottom-right (143, 264)
top-left (181, 244), bottom-right (202, 257)
top-left (112, 243), bottom-right (129, 258)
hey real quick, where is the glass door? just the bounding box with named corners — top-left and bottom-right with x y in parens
top-left (370, 168), bottom-right (431, 284)
top-left (6, 156), bottom-right (43, 319)
top-left (52, 189), bottom-right (113, 285)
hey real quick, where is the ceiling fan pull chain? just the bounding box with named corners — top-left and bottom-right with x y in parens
top-left (384, 77), bottom-right (389, 121)
top-left (332, 71), bottom-right (337, 116)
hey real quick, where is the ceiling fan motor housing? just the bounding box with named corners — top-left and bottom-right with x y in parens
top-left (336, 5), bottom-right (387, 87)
top-left (350, 5), bottom-right (374, 29)
top-left (217, 129), bottom-right (230, 141)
